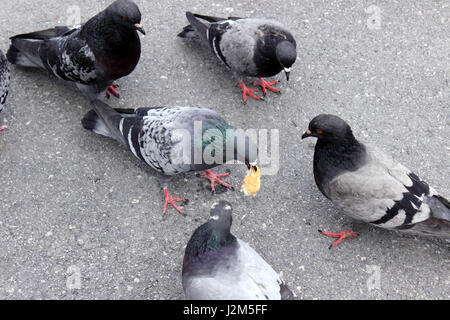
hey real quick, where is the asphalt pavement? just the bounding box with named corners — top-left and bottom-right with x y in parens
top-left (0, 0), bottom-right (449, 299)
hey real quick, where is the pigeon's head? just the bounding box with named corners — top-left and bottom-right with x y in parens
top-left (302, 114), bottom-right (355, 142)
top-left (233, 130), bottom-right (258, 171)
top-left (107, 0), bottom-right (145, 35)
top-left (209, 201), bottom-right (233, 231)
top-left (276, 41), bottom-right (297, 81)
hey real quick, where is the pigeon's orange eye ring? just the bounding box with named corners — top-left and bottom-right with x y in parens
top-left (121, 16), bottom-right (128, 21)
top-left (316, 129), bottom-right (323, 134)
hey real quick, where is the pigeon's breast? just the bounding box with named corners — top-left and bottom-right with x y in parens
top-left (97, 45), bottom-right (141, 81)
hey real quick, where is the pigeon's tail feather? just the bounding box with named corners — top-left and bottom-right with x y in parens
top-left (177, 24), bottom-right (198, 39)
top-left (82, 110), bottom-right (115, 139)
top-left (427, 195), bottom-right (450, 222)
top-left (280, 282), bottom-right (296, 300)
top-left (7, 38), bottom-right (43, 68)
top-left (6, 43), bottom-right (38, 67)
top-left (10, 26), bottom-right (72, 41)
top-left (192, 13), bottom-right (228, 23)
top-left (184, 12), bottom-right (209, 41)
top-left (89, 99), bottom-right (128, 146)
top-left (397, 195), bottom-right (450, 239)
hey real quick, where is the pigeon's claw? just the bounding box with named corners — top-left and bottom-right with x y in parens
top-left (162, 188), bottom-right (186, 215)
top-left (105, 83), bottom-right (120, 99)
top-left (0, 125), bottom-right (7, 131)
top-left (318, 229), bottom-right (359, 249)
top-left (199, 170), bottom-right (233, 193)
top-left (253, 78), bottom-right (280, 96)
top-left (238, 81), bottom-right (262, 104)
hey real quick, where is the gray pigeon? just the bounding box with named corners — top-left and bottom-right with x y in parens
top-left (178, 12), bottom-right (297, 103)
top-left (182, 201), bottom-right (295, 300)
top-left (302, 114), bottom-right (450, 248)
top-left (82, 100), bottom-right (259, 214)
top-left (6, 0), bottom-right (145, 100)
top-left (0, 50), bottom-right (10, 131)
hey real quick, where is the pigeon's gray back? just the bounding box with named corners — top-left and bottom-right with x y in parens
top-left (219, 19), bottom-right (286, 76)
top-left (139, 106), bottom-right (227, 176)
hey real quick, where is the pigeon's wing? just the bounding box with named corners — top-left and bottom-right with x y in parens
top-left (217, 18), bottom-right (293, 75)
top-left (328, 146), bottom-right (434, 229)
top-left (138, 106), bottom-right (223, 175)
top-left (41, 26), bottom-right (98, 84)
top-left (181, 12), bottom-right (249, 71)
top-left (234, 239), bottom-right (292, 300)
top-left (9, 26), bottom-right (76, 40)
top-left (192, 13), bottom-right (243, 23)
top-left (8, 25), bottom-right (97, 85)
top-left (0, 51), bottom-right (10, 107)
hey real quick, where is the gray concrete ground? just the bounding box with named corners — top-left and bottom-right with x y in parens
top-left (0, 0), bottom-right (449, 300)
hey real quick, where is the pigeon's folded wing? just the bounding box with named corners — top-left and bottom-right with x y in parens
top-left (328, 148), bottom-right (432, 228)
top-left (236, 239), bottom-right (289, 300)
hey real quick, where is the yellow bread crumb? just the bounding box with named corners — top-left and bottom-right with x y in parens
top-left (241, 166), bottom-right (261, 196)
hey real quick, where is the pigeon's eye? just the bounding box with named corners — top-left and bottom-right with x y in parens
top-left (121, 16), bottom-right (129, 22)
top-left (316, 129), bottom-right (323, 135)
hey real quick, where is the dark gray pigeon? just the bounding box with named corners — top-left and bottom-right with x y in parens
top-left (6, 0), bottom-right (145, 100)
top-left (302, 114), bottom-right (450, 248)
top-left (182, 201), bottom-right (295, 300)
top-left (82, 100), bottom-right (259, 214)
top-left (0, 50), bottom-right (10, 131)
top-left (178, 12), bottom-right (297, 103)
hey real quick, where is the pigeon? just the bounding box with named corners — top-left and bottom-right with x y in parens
top-left (6, 0), bottom-right (145, 100)
top-left (302, 114), bottom-right (450, 248)
top-left (0, 50), bottom-right (10, 131)
top-left (182, 201), bottom-right (295, 300)
top-left (178, 12), bottom-right (297, 103)
top-left (82, 100), bottom-right (259, 214)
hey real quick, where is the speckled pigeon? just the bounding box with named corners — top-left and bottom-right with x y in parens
top-left (0, 50), bottom-right (10, 131)
top-left (6, 0), bottom-right (145, 100)
top-left (182, 201), bottom-right (295, 300)
top-left (82, 100), bottom-right (258, 214)
top-left (178, 12), bottom-right (297, 103)
top-left (302, 114), bottom-right (450, 248)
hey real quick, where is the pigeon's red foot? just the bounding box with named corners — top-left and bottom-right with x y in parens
top-left (319, 229), bottom-right (359, 249)
top-left (162, 188), bottom-right (186, 215)
top-left (238, 81), bottom-right (262, 104)
top-left (199, 170), bottom-right (233, 193)
top-left (253, 78), bottom-right (280, 96)
top-left (105, 83), bottom-right (120, 99)
top-left (0, 125), bottom-right (7, 131)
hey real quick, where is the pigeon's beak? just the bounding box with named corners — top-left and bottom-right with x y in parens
top-left (301, 129), bottom-right (312, 139)
top-left (245, 160), bottom-right (258, 171)
top-left (284, 67), bottom-right (291, 81)
top-left (134, 24), bottom-right (146, 35)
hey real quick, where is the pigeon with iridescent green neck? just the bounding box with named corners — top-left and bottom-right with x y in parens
top-left (82, 100), bottom-right (259, 215)
top-left (182, 201), bottom-right (295, 300)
